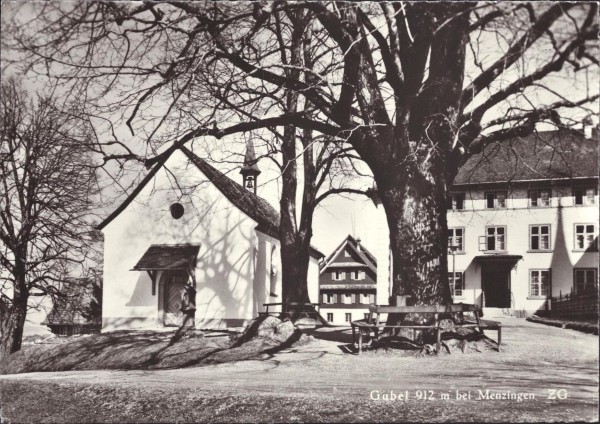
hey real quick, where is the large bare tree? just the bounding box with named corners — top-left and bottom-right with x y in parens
top-left (0, 80), bottom-right (99, 358)
top-left (5, 2), bottom-right (597, 306)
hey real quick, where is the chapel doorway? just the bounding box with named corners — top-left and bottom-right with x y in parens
top-left (164, 271), bottom-right (189, 326)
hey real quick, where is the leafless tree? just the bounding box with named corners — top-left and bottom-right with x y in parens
top-left (0, 79), bottom-right (99, 358)
top-left (5, 2), bottom-right (597, 306)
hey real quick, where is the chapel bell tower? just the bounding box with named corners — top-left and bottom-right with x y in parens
top-left (240, 139), bottom-right (261, 194)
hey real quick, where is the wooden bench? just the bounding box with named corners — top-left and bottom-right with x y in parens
top-left (259, 302), bottom-right (320, 316)
top-left (350, 304), bottom-right (501, 354)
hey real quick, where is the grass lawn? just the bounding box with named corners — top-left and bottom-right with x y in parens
top-left (1, 318), bottom-right (598, 423)
top-left (1, 327), bottom-right (310, 374)
top-left (1, 379), bottom-right (595, 423)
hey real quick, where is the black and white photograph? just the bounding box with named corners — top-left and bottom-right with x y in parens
top-left (0, 1), bottom-right (598, 422)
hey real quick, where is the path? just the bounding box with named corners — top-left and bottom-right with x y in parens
top-left (1, 318), bottom-right (598, 422)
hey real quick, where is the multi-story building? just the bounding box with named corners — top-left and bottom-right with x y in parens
top-left (448, 129), bottom-right (598, 316)
top-left (319, 235), bottom-right (377, 325)
top-left (371, 129), bottom-right (598, 317)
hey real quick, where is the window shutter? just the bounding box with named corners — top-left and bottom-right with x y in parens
top-left (322, 293), bottom-right (327, 303)
top-left (340, 272), bottom-right (346, 280)
top-left (360, 271), bottom-right (365, 280)
top-left (478, 236), bottom-right (487, 251)
top-left (333, 294), bottom-right (338, 303)
top-left (369, 294), bottom-right (375, 303)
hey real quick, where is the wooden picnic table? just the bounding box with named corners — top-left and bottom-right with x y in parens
top-left (351, 303), bottom-right (501, 354)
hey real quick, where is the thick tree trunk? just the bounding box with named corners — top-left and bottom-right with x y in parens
top-left (0, 287), bottom-right (28, 361)
top-left (359, 123), bottom-right (455, 307)
top-left (278, 10), bottom-right (317, 313)
top-left (379, 176), bottom-right (451, 306)
top-left (280, 240), bottom-right (311, 306)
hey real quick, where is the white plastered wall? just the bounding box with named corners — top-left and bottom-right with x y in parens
top-left (447, 186), bottom-right (598, 315)
top-left (102, 150), bottom-right (260, 330)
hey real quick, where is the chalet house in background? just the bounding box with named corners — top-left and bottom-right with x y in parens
top-left (370, 128), bottom-right (598, 317)
top-left (97, 142), bottom-right (323, 331)
top-left (319, 235), bottom-right (377, 325)
top-left (43, 277), bottom-right (102, 336)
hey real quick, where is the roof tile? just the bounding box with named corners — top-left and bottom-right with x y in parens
top-left (132, 244), bottom-right (200, 270)
top-left (454, 130), bottom-right (598, 185)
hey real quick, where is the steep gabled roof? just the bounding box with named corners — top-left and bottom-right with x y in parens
top-left (181, 146), bottom-right (280, 239)
top-left (320, 235), bottom-right (377, 275)
top-left (96, 146), bottom-right (324, 258)
top-left (454, 130), bottom-right (598, 186)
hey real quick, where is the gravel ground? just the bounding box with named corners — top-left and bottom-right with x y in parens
top-left (1, 317), bottom-right (598, 423)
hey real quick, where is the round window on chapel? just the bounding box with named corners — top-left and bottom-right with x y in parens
top-left (170, 203), bottom-right (184, 219)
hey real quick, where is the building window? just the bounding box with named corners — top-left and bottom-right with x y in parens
top-left (574, 269), bottom-right (597, 294)
top-left (332, 270), bottom-right (345, 280)
top-left (484, 226), bottom-right (506, 251)
top-left (530, 270), bottom-right (550, 298)
top-left (327, 313), bottom-right (334, 322)
top-left (447, 193), bottom-right (465, 211)
top-left (529, 189), bottom-right (551, 207)
top-left (485, 192), bottom-right (507, 209)
top-left (344, 249), bottom-right (351, 257)
top-left (448, 228), bottom-right (464, 253)
top-left (323, 293), bottom-right (334, 304)
top-left (342, 293), bottom-right (352, 304)
top-left (361, 293), bottom-right (370, 304)
top-left (574, 224), bottom-right (598, 250)
top-left (345, 313), bottom-right (352, 323)
top-left (448, 272), bottom-right (464, 297)
top-left (351, 270), bottom-right (364, 280)
top-left (530, 225), bottom-right (551, 251)
top-left (574, 188), bottom-right (597, 205)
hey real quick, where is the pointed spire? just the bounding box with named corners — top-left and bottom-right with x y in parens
top-left (240, 138), bottom-right (261, 175)
top-left (240, 138), bottom-right (261, 194)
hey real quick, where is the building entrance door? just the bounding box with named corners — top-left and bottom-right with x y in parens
top-left (482, 264), bottom-right (511, 308)
top-left (164, 273), bottom-right (188, 326)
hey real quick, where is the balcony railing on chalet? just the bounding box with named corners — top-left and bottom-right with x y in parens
top-left (548, 287), bottom-right (599, 318)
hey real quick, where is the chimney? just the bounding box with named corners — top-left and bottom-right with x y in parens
top-left (582, 117), bottom-right (594, 139)
top-left (592, 125), bottom-right (599, 141)
top-left (356, 237), bottom-right (361, 252)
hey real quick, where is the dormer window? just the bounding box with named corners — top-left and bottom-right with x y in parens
top-left (529, 189), bottom-right (551, 207)
top-left (574, 188), bottom-right (596, 205)
top-left (344, 249), bottom-right (351, 258)
top-left (447, 193), bottom-right (465, 211)
top-left (485, 192), bottom-right (507, 209)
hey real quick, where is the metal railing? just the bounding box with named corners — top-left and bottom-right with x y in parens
top-left (549, 289), bottom-right (598, 318)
